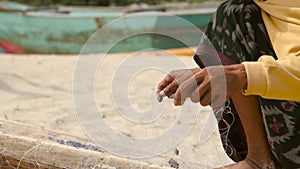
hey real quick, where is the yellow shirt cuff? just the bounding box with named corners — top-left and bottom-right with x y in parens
top-left (242, 61), bottom-right (268, 96)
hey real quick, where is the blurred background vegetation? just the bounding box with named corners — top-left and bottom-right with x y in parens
top-left (3, 0), bottom-right (221, 6)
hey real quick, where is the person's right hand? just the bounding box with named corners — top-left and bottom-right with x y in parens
top-left (157, 64), bottom-right (247, 108)
top-left (157, 68), bottom-right (201, 102)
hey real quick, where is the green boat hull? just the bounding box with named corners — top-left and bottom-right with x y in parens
top-left (0, 2), bottom-right (217, 54)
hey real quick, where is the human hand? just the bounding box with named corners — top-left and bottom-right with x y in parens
top-left (156, 68), bottom-right (201, 102)
top-left (157, 64), bottom-right (247, 108)
top-left (175, 64), bottom-right (247, 107)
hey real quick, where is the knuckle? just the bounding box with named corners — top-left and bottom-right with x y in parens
top-left (166, 76), bottom-right (174, 82)
top-left (160, 81), bottom-right (167, 88)
top-left (169, 71), bottom-right (176, 78)
top-left (158, 81), bottom-right (164, 87)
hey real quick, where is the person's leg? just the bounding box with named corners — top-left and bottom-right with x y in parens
top-left (215, 92), bottom-right (277, 169)
top-left (214, 100), bottom-right (247, 162)
top-left (221, 96), bottom-right (300, 169)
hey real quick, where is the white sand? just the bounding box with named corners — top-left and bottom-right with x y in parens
top-left (0, 52), bottom-right (233, 168)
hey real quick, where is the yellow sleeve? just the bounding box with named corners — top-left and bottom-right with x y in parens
top-left (242, 55), bottom-right (300, 102)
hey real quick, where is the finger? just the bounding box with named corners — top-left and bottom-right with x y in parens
top-left (157, 74), bottom-right (174, 93)
top-left (174, 96), bottom-right (186, 106)
top-left (190, 87), bottom-right (200, 103)
top-left (198, 79), bottom-right (226, 108)
top-left (195, 79), bottom-right (211, 106)
top-left (200, 90), bottom-right (225, 108)
top-left (210, 94), bottom-right (223, 109)
top-left (173, 69), bottom-right (195, 85)
top-left (200, 90), bottom-right (211, 106)
top-left (173, 76), bottom-right (199, 106)
top-left (173, 90), bottom-right (186, 106)
top-left (163, 80), bottom-right (179, 97)
top-left (157, 79), bottom-right (178, 102)
top-left (211, 88), bottom-right (227, 108)
top-left (196, 81), bottom-right (226, 108)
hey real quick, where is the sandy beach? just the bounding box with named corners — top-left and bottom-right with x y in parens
top-left (0, 52), bottom-right (233, 168)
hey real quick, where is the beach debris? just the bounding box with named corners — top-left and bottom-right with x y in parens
top-left (92, 164), bottom-right (116, 169)
top-left (48, 136), bottom-right (103, 152)
top-left (174, 148), bottom-right (180, 156)
top-left (101, 164), bottom-right (117, 169)
top-left (168, 158), bottom-right (179, 169)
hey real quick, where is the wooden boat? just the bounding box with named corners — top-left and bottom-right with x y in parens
top-left (0, 119), bottom-right (173, 169)
top-left (0, 1), bottom-right (218, 54)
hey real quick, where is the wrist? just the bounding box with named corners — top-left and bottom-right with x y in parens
top-left (226, 64), bottom-right (248, 90)
top-left (236, 64), bottom-right (248, 90)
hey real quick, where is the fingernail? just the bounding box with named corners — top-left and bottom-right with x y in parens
top-left (157, 91), bottom-right (166, 102)
top-left (174, 100), bottom-right (179, 106)
top-left (159, 91), bottom-right (166, 97)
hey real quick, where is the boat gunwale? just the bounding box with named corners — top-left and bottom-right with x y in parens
top-left (59, 1), bottom-right (221, 11)
top-left (0, 7), bottom-right (216, 18)
top-left (0, 1), bottom-right (218, 18)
